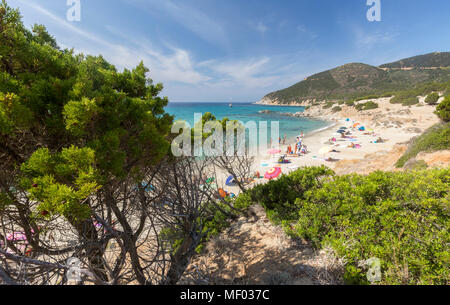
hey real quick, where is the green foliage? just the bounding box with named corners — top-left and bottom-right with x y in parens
top-left (63, 97), bottom-right (100, 137)
top-left (425, 92), bottom-right (440, 105)
top-left (286, 169), bottom-right (449, 285)
top-left (0, 92), bottom-right (33, 134)
top-left (332, 106), bottom-right (342, 113)
top-left (20, 146), bottom-right (99, 220)
top-left (0, 1), bottom-right (173, 220)
top-left (435, 96), bottom-right (450, 122)
top-left (236, 166), bottom-right (450, 284)
top-left (233, 192), bottom-right (253, 210)
top-left (250, 166), bottom-right (334, 222)
top-left (355, 101), bottom-right (379, 111)
top-left (391, 92), bottom-right (419, 106)
top-left (323, 101), bottom-right (335, 109)
top-left (345, 100), bottom-right (355, 107)
top-left (396, 123), bottom-right (450, 167)
top-left (355, 95), bottom-right (379, 102)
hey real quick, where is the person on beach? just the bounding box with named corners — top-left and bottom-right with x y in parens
top-left (287, 145), bottom-right (292, 154)
top-left (283, 135), bottom-right (286, 145)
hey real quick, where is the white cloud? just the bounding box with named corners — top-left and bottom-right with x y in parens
top-left (12, 0), bottom-right (313, 101)
top-left (254, 21), bottom-right (268, 35)
top-left (16, 1), bottom-right (210, 85)
top-left (353, 27), bottom-right (397, 49)
top-left (123, 0), bottom-right (229, 48)
top-left (200, 57), bottom-right (281, 88)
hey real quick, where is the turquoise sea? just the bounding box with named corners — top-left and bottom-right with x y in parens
top-left (166, 102), bottom-right (330, 142)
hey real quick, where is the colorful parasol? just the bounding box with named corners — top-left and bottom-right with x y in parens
top-left (264, 167), bottom-right (282, 180)
top-left (218, 188), bottom-right (227, 198)
top-left (225, 175), bottom-right (236, 186)
top-left (267, 148), bottom-right (282, 155)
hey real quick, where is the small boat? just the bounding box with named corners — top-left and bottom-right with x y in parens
top-left (229, 103), bottom-right (233, 108)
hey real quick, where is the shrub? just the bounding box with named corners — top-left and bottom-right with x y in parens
top-left (332, 106), bottom-right (342, 113)
top-left (345, 100), bottom-right (355, 107)
top-left (285, 169), bottom-right (450, 285)
top-left (396, 122), bottom-right (450, 167)
top-left (355, 95), bottom-right (378, 101)
top-left (250, 166), bottom-right (334, 222)
top-left (323, 102), bottom-right (335, 109)
top-left (425, 92), bottom-right (439, 105)
top-left (241, 166), bottom-right (449, 284)
top-left (391, 92), bottom-right (419, 106)
top-left (233, 192), bottom-right (253, 210)
top-left (355, 101), bottom-right (379, 111)
top-left (435, 96), bottom-right (450, 122)
top-left (381, 92), bottom-right (394, 98)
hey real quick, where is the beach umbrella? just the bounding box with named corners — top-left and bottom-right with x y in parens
top-left (346, 118), bottom-right (350, 122)
top-left (353, 123), bottom-right (360, 128)
top-left (340, 127), bottom-right (347, 129)
top-left (225, 175), bottom-right (235, 186)
top-left (218, 188), bottom-right (227, 198)
top-left (337, 130), bottom-right (345, 134)
top-left (264, 167), bottom-right (282, 180)
top-left (319, 147), bottom-right (332, 155)
top-left (267, 148), bottom-right (282, 155)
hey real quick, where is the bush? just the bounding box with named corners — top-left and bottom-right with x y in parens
top-left (396, 122), bottom-right (450, 167)
top-left (284, 168), bottom-right (450, 285)
top-left (391, 92), bottom-right (420, 106)
top-left (381, 92), bottom-right (394, 98)
top-left (435, 96), bottom-right (450, 122)
top-left (332, 106), bottom-right (342, 113)
top-left (323, 102), bottom-right (335, 109)
top-left (355, 101), bottom-right (379, 111)
top-left (425, 92), bottom-right (439, 105)
top-left (250, 166), bottom-right (334, 222)
top-left (345, 100), bottom-right (355, 107)
top-left (355, 95), bottom-right (378, 101)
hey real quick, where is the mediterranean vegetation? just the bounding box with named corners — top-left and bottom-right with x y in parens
top-left (425, 92), bottom-right (440, 105)
top-left (0, 1), bottom-right (449, 287)
top-left (395, 122), bottom-right (450, 167)
top-left (355, 101), bottom-right (379, 111)
top-left (239, 166), bottom-right (449, 285)
top-left (0, 2), bottom-right (254, 285)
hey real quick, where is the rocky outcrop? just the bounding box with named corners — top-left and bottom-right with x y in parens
top-left (255, 97), bottom-right (313, 107)
top-left (258, 110), bottom-right (305, 117)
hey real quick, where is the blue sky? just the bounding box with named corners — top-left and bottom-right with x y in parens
top-left (8, 0), bottom-right (450, 102)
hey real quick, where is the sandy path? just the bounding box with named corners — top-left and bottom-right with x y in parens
top-left (181, 205), bottom-right (344, 285)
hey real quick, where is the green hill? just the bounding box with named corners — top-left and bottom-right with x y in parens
top-left (380, 52), bottom-right (450, 69)
top-left (262, 52), bottom-right (450, 104)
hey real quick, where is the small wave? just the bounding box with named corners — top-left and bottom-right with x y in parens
top-left (305, 122), bottom-right (336, 137)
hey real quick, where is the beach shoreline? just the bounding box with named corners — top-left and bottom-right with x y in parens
top-left (247, 97), bottom-right (442, 184)
top-left (215, 97), bottom-right (444, 195)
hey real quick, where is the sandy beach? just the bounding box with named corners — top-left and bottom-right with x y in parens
top-left (218, 97), bottom-right (444, 195)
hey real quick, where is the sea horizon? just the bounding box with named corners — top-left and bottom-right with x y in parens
top-left (165, 101), bottom-right (331, 143)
